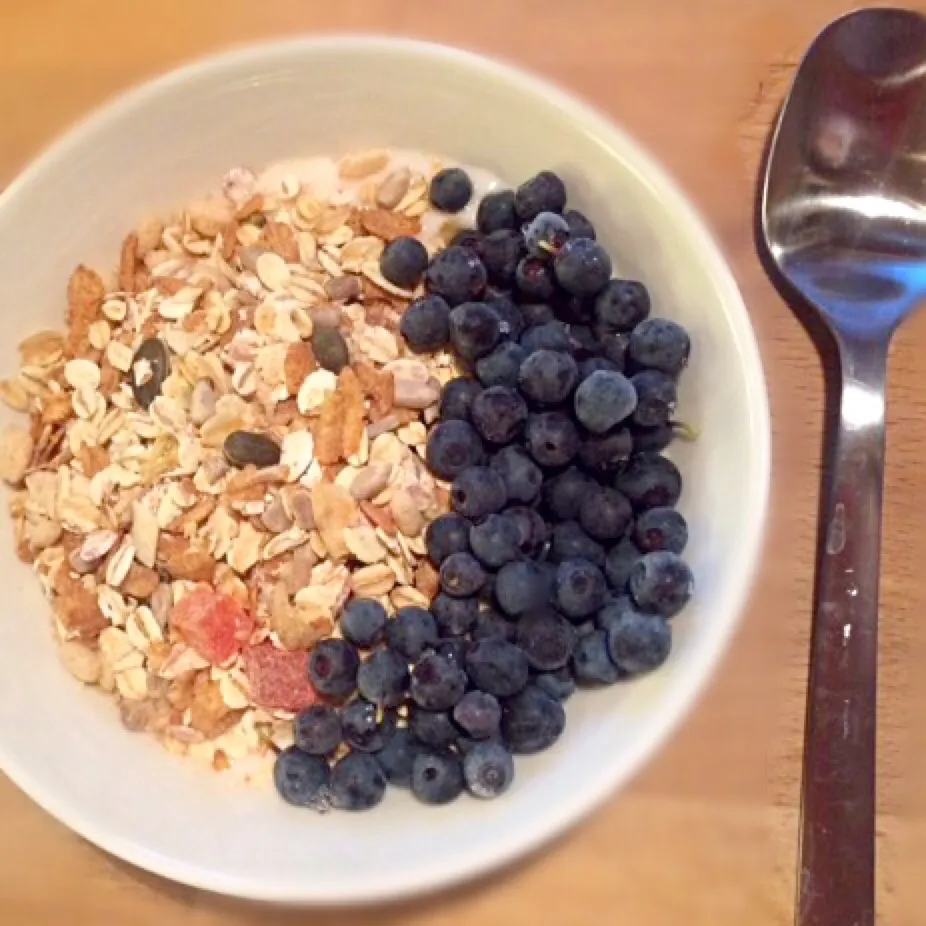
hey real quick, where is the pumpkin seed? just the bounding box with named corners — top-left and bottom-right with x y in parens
top-left (223, 430), bottom-right (282, 468)
top-left (130, 338), bottom-right (170, 409)
top-left (310, 327), bottom-right (349, 373)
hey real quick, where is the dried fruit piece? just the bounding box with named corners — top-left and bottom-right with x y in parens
top-left (339, 367), bottom-right (365, 458)
top-left (262, 221), bottom-right (300, 262)
top-left (223, 430), bottom-right (282, 469)
top-left (171, 587), bottom-right (255, 665)
top-left (189, 673), bottom-right (244, 739)
top-left (119, 232), bottom-right (139, 293)
top-left (243, 643), bottom-right (320, 711)
top-left (314, 390), bottom-right (344, 465)
top-left (283, 341), bottom-right (315, 394)
top-left (66, 265), bottom-right (105, 355)
top-left (310, 483), bottom-right (357, 559)
top-left (130, 338), bottom-right (170, 409)
top-left (56, 581), bottom-right (108, 639)
top-left (165, 548), bottom-right (216, 583)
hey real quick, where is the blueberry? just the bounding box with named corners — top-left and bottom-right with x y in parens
top-left (514, 171), bottom-right (567, 221)
top-left (273, 747), bottom-right (330, 808)
top-left (473, 610), bottom-right (516, 642)
top-left (523, 211), bottom-right (570, 256)
top-left (630, 369), bottom-right (676, 428)
top-left (574, 619), bottom-right (598, 638)
top-left (515, 256), bottom-right (556, 301)
top-left (454, 690), bottom-right (502, 739)
top-left (574, 370), bottom-right (637, 432)
top-left (399, 294), bottom-right (451, 352)
top-left (438, 638), bottom-right (468, 669)
top-left (534, 666), bottom-right (577, 701)
top-left (516, 611), bottom-right (577, 670)
top-left (628, 318), bottom-right (690, 375)
top-left (494, 559), bottom-right (550, 616)
top-left (375, 727), bottom-right (424, 788)
top-left (519, 320), bottom-right (574, 354)
top-left (480, 229), bottom-right (525, 286)
top-left (554, 558), bottom-right (607, 620)
top-left (426, 419), bottom-right (485, 480)
top-left (594, 279), bottom-right (650, 331)
top-left (490, 445), bottom-right (543, 504)
top-left (463, 740), bottom-right (515, 799)
top-left (470, 385), bottom-right (528, 444)
top-left (596, 595), bottom-right (638, 635)
top-left (411, 751), bottom-right (465, 805)
top-left (631, 423), bottom-right (675, 453)
top-left (475, 342), bottom-right (526, 388)
top-left (563, 208), bottom-right (596, 240)
top-left (440, 551), bottom-right (487, 598)
top-left (518, 350), bottom-right (579, 405)
top-left (308, 639), bottom-right (359, 699)
top-left (425, 512), bottom-right (472, 564)
top-left (554, 238), bottom-right (612, 297)
top-left (578, 429), bottom-right (634, 473)
top-left (432, 592), bottom-right (479, 636)
top-left (520, 302), bottom-right (556, 328)
top-left (294, 705), bottom-right (342, 756)
top-left (579, 486), bottom-right (633, 541)
top-left (543, 467), bottom-right (593, 522)
top-left (501, 684), bottom-right (565, 753)
top-left (505, 506), bottom-right (550, 557)
top-left (386, 606), bottom-right (439, 661)
top-left (439, 377), bottom-right (483, 422)
top-left (451, 466), bottom-right (507, 519)
top-left (525, 411), bottom-right (580, 467)
top-left (411, 651), bottom-right (467, 711)
top-left (340, 598), bottom-right (387, 648)
top-left (329, 751), bottom-right (387, 811)
top-left (487, 294), bottom-right (525, 341)
top-left (465, 638), bottom-right (530, 697)
top-left (409, 707), bottom-right (459, 749)
top-left (356, 648), bottom-right (410, 707)
top-left (469, 513), bottom-right (522, 569)
top-left (594, 327), bottom-right (630, 369)
top-left (572, 630), bottom-right (622, 685)
top-left (633, 507), bottom-right (688, 554)
top-left (477, 189), bottom-right (518, 232)
top-left (604, 537), bottom-right (642, 591)
top-left (628, 551), bottom-right (693, 617)
top-left (380, 235), bottom-right (429, 289)
top-left (566, 319), bottom-right (598, 352)
top-left (429, 167), bottom-right (474, 213)
top-left (549, 521), bottom-right (605, 567)
top-left (606, 608), bottom-right (672, 673)
top-left (342, 699), bottom-right (396, 752)
top-left (615, 452), bottom-right (682, 510)
top-left (449, 228), bottom-right (483, 252)
top-left (448, 302), bottom-right (502, 360)
top-left (425, 246), bottom-right (487, 306)
top-left (579, 356), bottom-right (620, 378)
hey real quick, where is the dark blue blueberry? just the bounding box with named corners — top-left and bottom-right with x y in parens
top-left (340, 598), bottom-right (387, 648)
top-left (519, 320), bottom-right (573, 354)
top-left (506, 506), bottom-right (550, 557)
top-left (426, 419), bottom-right (485, 480)
top-left (429, 167), bottom-right (474, 213)
top-left (549, 521), bottom-right (605, 567)
top-left (633, 507), bottom-right (688, 554)
top-left (439, 551), bottom-right (487, 598)
top-left (329, 750), bottom-right (387, 811)
top-left (631, 370), bottom-right (677, 428)
top-left (464, 740), bottom-right (514, 798)
top-left (518, 349), bottom-right (579, 405)
top-left (515, 256), bottom-right (556, 301)
top-left (563, 208), bottom-right (596, 240)
top-left (475, 342), bottom-right (526, 388)
top-left (615, 452), bottom-right (682, 511)
top-left (523, 211), bottom-right (570, 256)
top-left (554, 558), bottom-right (607, 620)
top-left (470, 385), bottom-right (528, 444)
top-left (494, 560), bottom-right (552, 617)
top-left (409, 707), bottom-right (458, 748)
top-left (411, 651), bottom-right (467, 711)
top-left (451, 466), bottom-right (508, 519)
top-left (554, 237), bottom-right (612, 297)
top-left (628, 317), bottom-right (690, 375)
top-left (578, 429), bottom-right (634, 474)
top-left (453, 690), bottom-right (502, 740)
top-left (399, 294), bottom-right (450, 352)
top-left (411, 751), bottom-right (464, 805)
top-left (308, 639), bottom-right (359, 699)
top-left (604, 537), bottom-right (642, 591)
top-left (579, 356), bottom-right (620, 378)
top-left (543, 467), bottom-right (593, 522)
top-left (386, 606), bottom-right (439, 661)
top-left (628, 551), bottom-right (693, 617)
top-left (479, 229), bottom-right (525, 286)
top-left (380, 235), bottom-right (428, 289)
top-left (356, 648), bottom-right (409, 707)
top-left (477, 189), bottom-right (518, 233)
top-left (438, 637), bottom-right (467, 667)
top-left (432, 592), bottom-right (479, 636)
top-left (594, 326), bottom-right (630, 368)
top-left (534, 666), bottom-right (577, 701)
top-left (594, 279), bottom-right (650, 332)
top-left (520, 302), bottom-right (556, 328)
top-left (469, 513), bottom-right (522, 569)
top-left (294, 705), bottom-right (342, 756)
top-left (465, 638), bottom-right (530, 697)
top-left (516, 611), bottom-right (577, 670)
top-left (487, 294), bottom-right (525, 342)
top-left (448, 301), bottom-right (502, 360)
top-left (566, 320), bottom-right (598, 353)
top-left (631, 423), bottom-right (675, 454)
top-left (490, 445), bottom-right (543, 504)
top-left (574, 370), bottom-right (637, 432)
top-left (375, 727), bottom-right (424, 788)
top-left (525, 411), bottom-right (580, 467)
top-left (425, 512), bottom-right (471, 564)
top-left (514, 171), bottom-right (567, 221)
top-left (596, 595), bottom-right (639, 634)
top-left (606, 608), bottom-right (672, 673)
top-left (439, 377), bottom-right (482, 422)
top-left (572, 629), bottom-right (622, 685)
top-left (501, 684), bottom-right (565, 754)
top-left (449, 228), bottom-right (483, 252)
top-left (574, 619), bottom-right (598, 637)
top-left (273, 747), bottom-right (330, 808)
top-left (579, 486), bottom-right (633, 542)
top-left (473, 609), bottom-right (516, 642)
top-left (342, 699), bottom-right (397, 752)
top-left (425, 246), bottom-right (487, 306)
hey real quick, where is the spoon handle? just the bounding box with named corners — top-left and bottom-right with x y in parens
top-left (797, 331), bottom-right (888, 926)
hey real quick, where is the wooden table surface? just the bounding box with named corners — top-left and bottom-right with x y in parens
top-left (2, 1), bottom-right (925, 923)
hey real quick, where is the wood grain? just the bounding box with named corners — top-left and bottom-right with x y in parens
top-left (1, 1), bottom-right (924, 923)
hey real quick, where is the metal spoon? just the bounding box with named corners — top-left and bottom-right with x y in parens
top-left (760, 8), bottom-right (926, 926)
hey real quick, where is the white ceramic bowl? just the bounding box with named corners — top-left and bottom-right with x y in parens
top-left (0, 37), bottom-right (769, 904)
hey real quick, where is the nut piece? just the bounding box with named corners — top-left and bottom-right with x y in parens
top-left (349, 463), bottom-right (392, 500)
top-left (0, 427), bottom-right (33, 484)
top-left (311, 328), bottom-right (349, 374)
top-left (283, 341), bottom-right (315, 395)
top-left (309, 483), bottom-right (358, 559)
top-left (390, 488), bottom-right (424, 537)
top-left (360, 209), bottom-right (421, 242)
top-left (58, 641), bottom-right (102, 684)
top-left (376, 167), bottom-right (412, 209)
top-left (393, 376), bottom-right (441, 410)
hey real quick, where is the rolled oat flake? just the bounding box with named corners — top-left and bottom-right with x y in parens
top-left (130, 337), bottom-right (170, 409)
top-left (223, 430), bottom-right (282, 468)
top-left (311, 327), bottom-right (350, 373)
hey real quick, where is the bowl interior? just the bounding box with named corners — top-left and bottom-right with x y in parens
top-left (0, 38), bottom-right (768, 902)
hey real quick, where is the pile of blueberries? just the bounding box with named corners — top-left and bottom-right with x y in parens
top-left (273, 168), bottom-right (694, 812)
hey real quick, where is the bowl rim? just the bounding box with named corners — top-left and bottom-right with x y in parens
top-left (0, 34), bottom-right (771, 904)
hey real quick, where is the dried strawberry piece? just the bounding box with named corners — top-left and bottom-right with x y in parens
top-left (243, 644), bottom-right (320, 712)
top-left (171, 587), bottom-right (254, 665)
